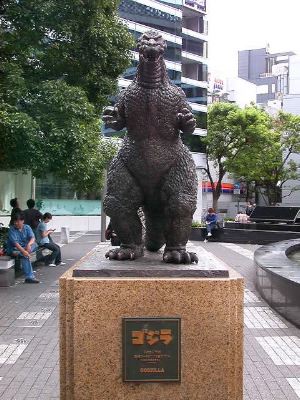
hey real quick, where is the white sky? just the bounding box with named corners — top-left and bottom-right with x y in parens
top-left (208, 0), bottom-right (300, 79)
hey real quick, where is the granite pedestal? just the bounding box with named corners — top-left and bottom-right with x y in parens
top-left (60, 244), bottom-right (244, 400)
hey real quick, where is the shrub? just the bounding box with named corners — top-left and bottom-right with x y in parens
top-left (0, 227), bottom-right (9, 253)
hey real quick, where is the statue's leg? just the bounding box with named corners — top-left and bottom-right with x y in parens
top-left (161, 150), bottom-right (198, 264)
top-left (104, 157), bottom-right (144, 260)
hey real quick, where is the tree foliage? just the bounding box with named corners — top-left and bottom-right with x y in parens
top-left (204, 103), bottom-right (271, 210)
top-left (234, 111), bottom-right (300, 205)
top-left (0, 0), bottom-right (134, 192)
top-left (205, 103), bottom-right (300, 208)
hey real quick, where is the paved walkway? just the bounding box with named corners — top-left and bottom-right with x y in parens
top-left (0, 232), bottom-right (299, 399)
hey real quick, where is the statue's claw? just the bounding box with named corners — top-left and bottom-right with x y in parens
top-left (105, 246), bottom-right (143, 261)
top-left (177, 107), bottom-right (196, 133)
top-left (163, 250), bottom-right (198, 264)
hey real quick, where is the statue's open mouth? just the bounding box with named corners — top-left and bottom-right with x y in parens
top-left (146, 55), bottom-right (157, 62)
top-left (143, 50), bottom-right (161, 62)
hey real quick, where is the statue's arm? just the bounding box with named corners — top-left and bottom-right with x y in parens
top-left (102, 92), bottom-right (126, 131)
top-left (176, 91), bottom-right (196, 135)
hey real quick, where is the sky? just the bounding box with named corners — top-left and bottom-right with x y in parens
top-left (208, 0), bottom-right (300, 79)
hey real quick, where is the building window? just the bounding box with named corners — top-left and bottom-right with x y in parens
top-left (182, 85), bottom-right (207, 104)
top-left (118, 0), bottom-right (182, 37)
top-left (182, 38), bottom-right (204, 57)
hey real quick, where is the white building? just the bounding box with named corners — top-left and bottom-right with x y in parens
top-left (281, 55), bottom-right (300, 205)
top-left (226, 77), bottom-right (257, 108)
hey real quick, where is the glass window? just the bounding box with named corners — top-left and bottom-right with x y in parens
top-left (182, 38), bottom-right (203, 56)
top-left (35, 176), bottom-right (100, 201)
top-left (118, 0), bottom-right (182, 36)
top-left (182, 84), bottom-right (207, 104)
top-left (182, 15), bottom-right (204, 34)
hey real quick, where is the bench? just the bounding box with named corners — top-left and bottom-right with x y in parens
top-left (249, 205), bottom-right (300, 223)
top-left (0, 256), bottom-right (15, 287)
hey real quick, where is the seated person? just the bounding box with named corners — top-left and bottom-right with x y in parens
top-left (6, 212), bottom-right (39, 283)
top-left (245, 201), bottom-right (255, 216)
top-left (36, 212), bottom-right (65, 267)
top-left (235, 212), bottom-right (249, 223)
top-left (205, 207), bottom-right (218, 237)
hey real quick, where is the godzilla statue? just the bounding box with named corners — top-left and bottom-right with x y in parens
top-left (102, 30), bottom-right (198, 264)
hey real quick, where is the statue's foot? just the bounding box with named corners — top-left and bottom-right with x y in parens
top-left (163, 249), bottom-right (198, 264)
top-left (105, 245), bottom-right (144, 261)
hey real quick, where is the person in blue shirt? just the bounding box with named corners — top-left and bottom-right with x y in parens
top-left (205, 207), bottom-right (218, 237)
top-left (6, 212), bottom-right (39, 283)
top-left (36, 212), bottom-right (65, 267)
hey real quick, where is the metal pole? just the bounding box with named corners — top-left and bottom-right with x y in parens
top-left (31, 176), bottom-right (36, 199)
top-left (100, 170), bottom-right (108, 242)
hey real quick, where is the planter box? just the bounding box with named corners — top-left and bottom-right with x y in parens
top-left (190, 227), bottom-right (206, 241)
top-left (0, 256), bottom-right (15, 287)
top-left (189, 227), bottom-right (223, 241)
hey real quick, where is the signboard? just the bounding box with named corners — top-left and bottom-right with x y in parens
top-left (234, 183), bottom-right (240, 194)
top-left (123, 317), bottom-right (181, 382)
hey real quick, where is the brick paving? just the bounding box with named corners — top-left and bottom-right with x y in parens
top-left (0, 233), bottom-right (299, 399)
top-left (198, 241), bottom-right (300, 400)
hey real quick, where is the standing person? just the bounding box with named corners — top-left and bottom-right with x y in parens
top-left (6, 212), bottom-right (39, 283)
top-left (36, 212), bottom-right (65, 267)
top-left (23, 199), bottom-right (44, 262)
top-left (22, 199), bottom-right (43, 232)
top-left (9, 198), bottom-right (21, 226)
top-left (205, 207), bottom-right (218, 237)
top-left (245, 201), bottom-right (254, 216)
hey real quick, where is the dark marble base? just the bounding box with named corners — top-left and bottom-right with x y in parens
top-left (73, 246), bottom-right (229, 278)
top-left (254, 239), bottom-right (300, 328)
top-left (225, 221), bottom-right (300, 232)
top-left (190, 226), bottom-right (300, 244)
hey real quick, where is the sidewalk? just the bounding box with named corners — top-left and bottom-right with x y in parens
top-left (0, 233), bottom-right (299, 399)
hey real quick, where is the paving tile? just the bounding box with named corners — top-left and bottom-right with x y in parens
top-left (244, 289), bottom-right (262, 304)
top-left (245, 307), bottom-right (288, 329)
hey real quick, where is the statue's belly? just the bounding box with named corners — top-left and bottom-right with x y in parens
top-left (121, 139), bottom-right (182, 191)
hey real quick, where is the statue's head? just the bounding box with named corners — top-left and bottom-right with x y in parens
top-left (137, 30), bottom-right (167, 63)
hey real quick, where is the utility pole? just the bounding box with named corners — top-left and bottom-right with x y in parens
top-left (100, 170), bottom-right (107, 242)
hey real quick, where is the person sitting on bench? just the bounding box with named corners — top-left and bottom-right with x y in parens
top-left (205, 207), bottom-right (218, 237)
top-left (6, 212), bottom-right (39, 283)
top-left (36, 212), bottom-right (65, 267)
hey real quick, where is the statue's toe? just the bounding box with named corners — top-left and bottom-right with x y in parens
top-left (163, 250), bottom-right (198, 264)
top-left (105, 247), bottom-right (139, 261)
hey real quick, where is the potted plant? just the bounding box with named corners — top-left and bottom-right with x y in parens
top-left (0, 226), bottom-right (9, 256)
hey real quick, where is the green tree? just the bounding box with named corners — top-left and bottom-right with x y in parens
top-left (231, 111), bottom-right (300, 205)
top-left (204, 103), bottom-right (271, 210)
top-left (0, 0), bottom-right (134, 191)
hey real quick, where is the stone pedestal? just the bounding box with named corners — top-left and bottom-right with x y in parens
top-left (60, 245), bottom-right (244, 400)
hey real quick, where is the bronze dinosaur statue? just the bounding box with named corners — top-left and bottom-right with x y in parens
top-left (102, 30), bottom-right (198, 264)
